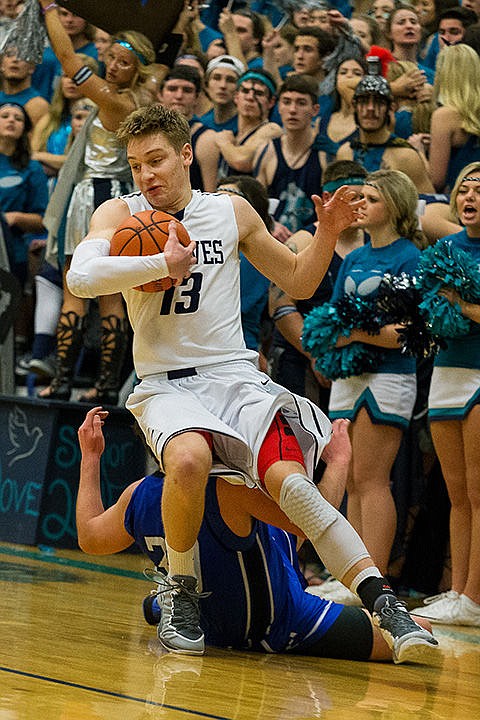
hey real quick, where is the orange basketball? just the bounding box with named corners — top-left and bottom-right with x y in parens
top-left (110, 209), bottom-right (191, 292)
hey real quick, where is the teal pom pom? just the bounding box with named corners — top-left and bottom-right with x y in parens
top-left (417, 238), bottom-right (480, 338)
top-left (302, 296), bottom-right (383, 380)
top-left (419, 294), bottom-right (471, 338)
top-left (316, 344), bottom-right (383, 379)
top-left (303, 270), bottom-right (440, 380)
top-left (302, 304), bottom-right (345, 359)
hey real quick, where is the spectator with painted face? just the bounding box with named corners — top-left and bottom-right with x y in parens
top-left (337, 74), bottom-right (435, 194)
top-left (215, 68), bottom-right (281, 177)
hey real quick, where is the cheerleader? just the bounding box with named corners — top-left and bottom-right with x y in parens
top-left (412, 162), bottom-right (480, 626)
top-left (324, 170), bottom-right (426, 595)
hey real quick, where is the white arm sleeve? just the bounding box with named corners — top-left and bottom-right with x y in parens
top-left (66, 238), bottom-right (170, 298)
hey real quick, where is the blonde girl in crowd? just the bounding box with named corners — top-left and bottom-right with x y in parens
top-left (320, 170), bottom-right (427, 603)
top-left (429, 44), bottom-right (480, 192)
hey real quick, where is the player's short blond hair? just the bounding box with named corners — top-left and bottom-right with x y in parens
top-left (116, 104), bottom-right (191, 154)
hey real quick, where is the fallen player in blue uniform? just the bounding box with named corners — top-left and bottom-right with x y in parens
top-left (76, 407), bottom-right (439, 664)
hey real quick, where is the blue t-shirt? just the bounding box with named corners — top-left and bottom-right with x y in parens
top-left (0, 87), bottom-right (42, 108)
top-left (199, 108), bottom-right (238, 133)
top-left (199, 25), bottom-right (223, 53)
top-left (418, 61), bottom-right (435, 85)
top-left (46, 119), bottom-right (72, 155)
top-left (330, 237), bottom-right (420, 373)
top-left (434, 229), bottom-right (480, 369)
top-left (0, 154), bottom-right (49, 264)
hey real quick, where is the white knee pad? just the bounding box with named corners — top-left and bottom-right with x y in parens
top-left (279, 473), bottom-right (370, 582)
top-left (279, 473), bottom-right (337, 534)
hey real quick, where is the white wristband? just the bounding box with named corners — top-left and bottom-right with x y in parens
top-left (66, 238), bottom-right (169, 298)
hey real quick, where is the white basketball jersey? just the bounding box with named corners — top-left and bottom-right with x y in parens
top-left (120, 189), bottom-right (257, 378)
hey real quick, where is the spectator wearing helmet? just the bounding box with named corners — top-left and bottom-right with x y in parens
top-left (200, 54), bottom-right (245, 131)
top-left (214, 68), bottom-right (281, 177)
top-left (337, 74), bottom-right (435, 193)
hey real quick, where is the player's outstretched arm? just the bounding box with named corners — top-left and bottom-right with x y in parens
top-left (237, 187), bottom-right (362, 299)
top-left (76, 407), bottom-right (137, 555)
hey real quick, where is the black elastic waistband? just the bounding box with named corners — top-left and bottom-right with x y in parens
top-left (167, 367), bottom-right (198, 380)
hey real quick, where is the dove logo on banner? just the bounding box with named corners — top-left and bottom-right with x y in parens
top-left (7, 406), bottom-right (44, 468)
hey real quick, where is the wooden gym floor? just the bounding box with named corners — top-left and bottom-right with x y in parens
top-left (1, 541), bottom-right (479, 720)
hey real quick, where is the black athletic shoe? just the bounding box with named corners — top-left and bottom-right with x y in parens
top-left (144, 569), bottom-right (210, 656)
top-left (373, 596), bottom-right (439, 664)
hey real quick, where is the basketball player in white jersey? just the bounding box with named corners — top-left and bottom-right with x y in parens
top-left (66, 104), bottom-right (438, 663)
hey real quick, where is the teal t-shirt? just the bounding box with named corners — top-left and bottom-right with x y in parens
top-left (0, 154), bottom-right (49, 264)
top-left (331, 237), bottom-right (420, 373)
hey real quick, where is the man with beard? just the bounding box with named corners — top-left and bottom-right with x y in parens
top-left (336, 74), bottom-right (435, 194)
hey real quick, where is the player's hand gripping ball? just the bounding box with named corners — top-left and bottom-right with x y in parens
top-left (110, 209), bottom-right (191, 292)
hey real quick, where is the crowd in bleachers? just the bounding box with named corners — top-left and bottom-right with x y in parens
top-left (1, 0), bottom-right (479, 627)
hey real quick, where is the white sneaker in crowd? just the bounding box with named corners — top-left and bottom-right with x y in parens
top-left (306, 577), bottom-right (362, 606)
top-left (412, 590), bottom-right (480, 626)
top-left (411, 590), bottom-right (460, 623)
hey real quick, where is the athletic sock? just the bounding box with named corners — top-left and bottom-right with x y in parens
top-left (357, 576), bottom-right (397, 615)
top-left (166, 542), bottom-right (196, 578)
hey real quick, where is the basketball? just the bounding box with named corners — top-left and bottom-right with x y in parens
top-left (110, 209), bottom-right (191, 292)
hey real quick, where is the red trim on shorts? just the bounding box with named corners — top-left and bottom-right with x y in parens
top-left (257, 412), bottom-right (305, 485)
top-left (196, 430), bottom-right (213, 450)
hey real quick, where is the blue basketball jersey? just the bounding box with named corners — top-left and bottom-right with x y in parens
top-left (124, 474), bottom-right (342, 652)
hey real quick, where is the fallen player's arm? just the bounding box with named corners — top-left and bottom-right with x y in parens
top-left (76, 407), bottom-right (137, 555)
